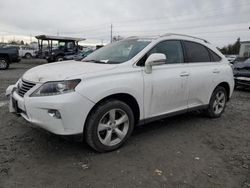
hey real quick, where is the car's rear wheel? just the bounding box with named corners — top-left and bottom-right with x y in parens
top-left (25, 53), bottom-right (32, 59)
top-left (85, 99), bottom-right (134, 152)
top-left (55, 56), bottom-right (64, 62)
top-left (0, 57), bottom-right (9, 70)
top-left (206, 86), bottom-right (227, 118)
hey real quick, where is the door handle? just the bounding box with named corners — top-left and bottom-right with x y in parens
top-left (180, 72), bottom-right (190, 77)
top-left (213, 69), bottom-right (220, 74)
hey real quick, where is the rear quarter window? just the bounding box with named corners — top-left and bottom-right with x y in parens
top-left (208, 49), bottom-right (222, 62)
top-left (183, 41), bottom-right (210, 63)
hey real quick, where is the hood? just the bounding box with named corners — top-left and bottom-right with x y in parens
top-left (22, 60), bottom-right (117, 83)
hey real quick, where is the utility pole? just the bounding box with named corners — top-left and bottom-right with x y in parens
top-left (30, 34), bottom-right (32, 44)
top-left (110, 24), bottom-right (113, 43)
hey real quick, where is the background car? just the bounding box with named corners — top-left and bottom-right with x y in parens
top-left (63, 50), bottom-right (94, 61)
top-left (233, 58), bottom-right (250, 88)
top-left (36, 35), bottom-right (85, 62)
top-left (0, 45), bottom-right (20, 70)
top-left (19, 46), bottom-right (36, 59)
top-left (225, 55), bottom-right (238, 64)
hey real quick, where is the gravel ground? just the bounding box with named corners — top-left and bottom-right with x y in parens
top-left (0, 59), bottom-right (250, 188)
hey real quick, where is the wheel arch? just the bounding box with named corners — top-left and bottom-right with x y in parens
top-left (215, 82), bottom-right (231, 101)
top-left (55, 54), bottom-right (65, 61)
top-left (25, 52), bottom-right (32, 56)
top-left (84, 93), bottom-right (140, 133)
top-left (0, 54), bottom-right (10, 62)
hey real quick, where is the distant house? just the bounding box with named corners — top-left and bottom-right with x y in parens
top-left (239, 41), bottom-right (250, 57)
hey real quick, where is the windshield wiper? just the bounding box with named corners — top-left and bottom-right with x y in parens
top-left (84, 60), bottom-right (106, 64)
top-left (84, 59), bottom-right (121, 64)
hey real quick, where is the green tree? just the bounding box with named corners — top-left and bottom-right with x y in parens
top-left (219, 38), bottom-right (241, 55)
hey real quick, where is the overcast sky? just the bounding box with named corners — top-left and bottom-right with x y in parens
top-left (0, 0), bottom-right (250, 46)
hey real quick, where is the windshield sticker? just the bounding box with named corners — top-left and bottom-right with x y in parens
top-left (100, 60), bottom-right (109, 63)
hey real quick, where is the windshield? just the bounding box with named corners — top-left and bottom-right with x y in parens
top-left (83, 39), bottom-right (152, 64)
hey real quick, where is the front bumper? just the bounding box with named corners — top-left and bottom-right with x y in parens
top-left (235, 77), bottom-right (250, 87)
top-left (8, 87), bottom-right (95, 135)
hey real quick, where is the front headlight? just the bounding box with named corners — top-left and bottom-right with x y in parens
top-left (31, 79), bottom-right (81, 97)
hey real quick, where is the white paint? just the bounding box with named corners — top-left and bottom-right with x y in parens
top-left (7, 34), bottom-right (235, 136)
top-left (22, 61), bottom-right (117, 83)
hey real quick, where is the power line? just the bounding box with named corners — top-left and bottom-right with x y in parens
top-left (59, 2), bottom-right (250, 36)
top-left (113, 2), bottom-right (250, 25)
top-left (110, 24), bottom-right (113, 43)
top-left (113, 11), bottom-right (250, 32)
top-left (60, 24), bottom-right (110, 34)
top-left (2, 2), bottom-right (249, 43)
top-left (113, 22), bottom-right (250, 35)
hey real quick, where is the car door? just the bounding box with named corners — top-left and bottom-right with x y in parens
top-left (183, 41), bottom-right (221, 108)
top-left (142, 40), bottom-right (189, 119)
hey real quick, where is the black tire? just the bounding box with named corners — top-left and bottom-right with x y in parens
top-left (85, 99), bottom-right (134, 152)
top-left (55, 56), bottom-right (64, 62)
top-left (0, 57), bottom-right (9, 70)
top-left (25, 53), bottom-right (32, 59)
top-left (205, 86), bottom-right (227, 118)
top-left (47, 59), bottom-right (53, 63)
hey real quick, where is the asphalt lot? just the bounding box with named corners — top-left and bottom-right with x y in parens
top-left (0, 59), bottom-right (250, 188)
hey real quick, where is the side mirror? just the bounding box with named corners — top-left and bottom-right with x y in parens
top-left (145, 53), bottom-right (166, 74)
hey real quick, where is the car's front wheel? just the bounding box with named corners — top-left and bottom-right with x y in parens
top-left (0, 57), bottom-right (9, 70)
top-left (206, 86), bottom-right (227, 118)
top-left (85, 100), bottom-right (134, 152)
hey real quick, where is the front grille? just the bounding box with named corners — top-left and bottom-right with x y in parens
top-left (17, 79), bottom-right (36, 97)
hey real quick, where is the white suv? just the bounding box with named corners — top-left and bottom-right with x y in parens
top-left (6, 34), bottom-right (234, 152)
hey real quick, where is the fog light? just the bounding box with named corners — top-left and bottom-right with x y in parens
top-left (48, 109), bottom-right (61, 119)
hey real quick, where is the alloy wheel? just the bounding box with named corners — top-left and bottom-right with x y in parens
top-left (213, 91), bottom-right (226, 115)
top-left (97, 109), bottom-right (129, 147)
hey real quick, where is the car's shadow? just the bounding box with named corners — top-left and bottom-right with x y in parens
top-left (235, 87), bottom-right (250, 92)
top-left (18, 111), bottom-right (205, 156)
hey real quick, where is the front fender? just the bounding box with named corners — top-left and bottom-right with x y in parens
top-left (76, 71), bottom-right (144, 119)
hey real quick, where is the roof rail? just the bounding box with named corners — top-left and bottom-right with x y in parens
top-left (161, 33), bottom-right (210, 43)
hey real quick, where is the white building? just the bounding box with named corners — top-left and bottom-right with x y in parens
top-left (239, 41), bottom-right (250, 57)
